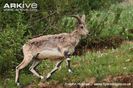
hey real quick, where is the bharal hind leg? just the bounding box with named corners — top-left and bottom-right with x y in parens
top-left (45, 60), bottom-right (63, 81)
top-left (15, 55), bottom-right (33, 86)
top-left (29, 59), bottom-right (44, 79)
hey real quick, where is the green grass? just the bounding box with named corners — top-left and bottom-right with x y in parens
top-left (0, 42), bottom-right (133, 88)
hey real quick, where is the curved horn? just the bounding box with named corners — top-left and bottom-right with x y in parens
top-left (71, 15), bottom-right (81, 24)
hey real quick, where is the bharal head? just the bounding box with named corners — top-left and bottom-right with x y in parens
top-left (72, 15), bottom-right (89, 36)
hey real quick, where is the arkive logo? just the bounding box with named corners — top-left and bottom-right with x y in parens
top-left (3, 2), bottom-right (38, 11)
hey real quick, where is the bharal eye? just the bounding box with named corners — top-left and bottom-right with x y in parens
top-left (80, 26), bottom-right (83, 29)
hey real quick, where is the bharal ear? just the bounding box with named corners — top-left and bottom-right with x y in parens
top-left (81, 15), bottom-right (85, 22)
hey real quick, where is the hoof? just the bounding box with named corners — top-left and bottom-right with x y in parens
top-left (40, 73), bottom-right (51, 82)
top-left (68, 69), bottom-right (73, 73)
top-left (16, 83), bottom-right (24, 88)
top-left (16, 82), bottom-right (20, 87)
top-left (41, 77), bottom-right (51, 83)
top-left (40, 76), bottom-right (44, 79)
top-left (44, 77), bottom-right (51, 82)
top-left (45, 77), bottom-right (51, 81)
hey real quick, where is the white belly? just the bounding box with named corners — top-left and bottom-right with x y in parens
top-left (37, 48), bottom-right (64, 60)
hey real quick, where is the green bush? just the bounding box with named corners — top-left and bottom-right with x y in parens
top-left (0, 19), bottom-right (27, 76)
top-left (85, 4), bottom-right (133, 47)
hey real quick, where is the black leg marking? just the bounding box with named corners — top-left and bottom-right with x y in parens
top-left (67, 60), bottom-right (71, 70)
top-left (64, 51), bottom-right (71, 58)
top-left (66, 58), bottom-right (73, 73)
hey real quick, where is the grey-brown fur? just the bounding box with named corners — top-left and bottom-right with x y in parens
top-left (15, 15), bottom-right (88, 86)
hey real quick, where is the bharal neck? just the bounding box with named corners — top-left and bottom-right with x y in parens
top-left (70, 29), bottom-right (81, 46)
top-left (71, 29), bottom-right (81, 39)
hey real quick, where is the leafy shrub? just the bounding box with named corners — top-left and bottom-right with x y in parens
top-left (0, 18), bottom-right (27, 76)
top-left (84, 4), bottom-right (133, 48)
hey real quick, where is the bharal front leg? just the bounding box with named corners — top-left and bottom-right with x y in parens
top-left (64, 51), bottom-right (73, 73)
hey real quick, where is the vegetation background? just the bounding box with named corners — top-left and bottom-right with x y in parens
top-left (0, 0), bottom-right (133, 88)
